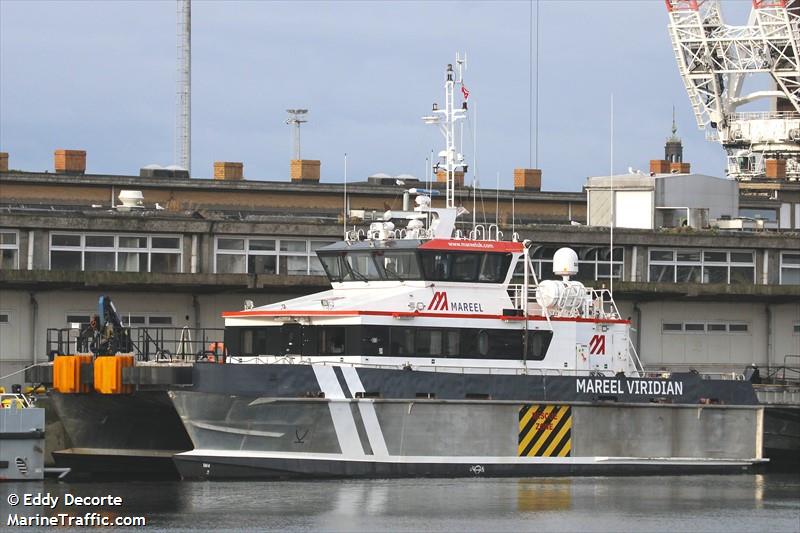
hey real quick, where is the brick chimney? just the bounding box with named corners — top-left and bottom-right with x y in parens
top-left (0, 152), bottom-right (8, 172)
top-left (649, 160), bottom-right (670, 174)
top-left (435, 170), bottom-right (465, 187)
top-left (669, 162), bottom-right (691, 173)
top-left (214, 161), bottom-right (244, 180)
top-left (54, 149), bottom-right (86, 174)
top-left (291, 159), bottom-right (320, 182)
top-left (513, 168), bottom-right (541, 191)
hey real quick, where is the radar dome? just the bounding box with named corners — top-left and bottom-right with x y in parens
top-left (553, 247), bottom-right (579, 279)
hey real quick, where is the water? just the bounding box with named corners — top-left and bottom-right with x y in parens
top-left (1, 475), bottom-right (798, 532)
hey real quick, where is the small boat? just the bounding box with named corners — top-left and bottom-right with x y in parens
top-left (0, 392), bottom-right (45, 480)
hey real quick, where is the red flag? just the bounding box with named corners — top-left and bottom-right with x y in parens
top-left (461, 84), bottom-right (469, 100)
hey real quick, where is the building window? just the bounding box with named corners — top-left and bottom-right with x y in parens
top-left (793, 323), bottom-right (800, 336)
top-left (0, 230), bottom-right (19, 270)
top-left (68, 313), bottom-right (174, 327)
top-left (214, 237), bottom-right (335, 275)
top-left (49, 233), bottom-right (182, 273)
top-left (780, 252), bottom-right (800, 285)
top-left (0, 311), bottom-right (10, 325)
top-left (663, 321), bottom-right (749, 334)
top-left (648, 248), bottom-right (754, 284)
top-left (528, 246), bottom-right (624, 282)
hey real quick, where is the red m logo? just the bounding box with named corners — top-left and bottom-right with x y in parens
top-left (427, 291), bottom-right (449, 311)
top-left (589, 334), bottom-right (606, 355)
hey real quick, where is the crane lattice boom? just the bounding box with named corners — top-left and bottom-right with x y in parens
top-left (666, 0), bottom-right (800, 180)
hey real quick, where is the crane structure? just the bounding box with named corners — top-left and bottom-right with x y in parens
top-left (666, 0), bottom-right (800, 180)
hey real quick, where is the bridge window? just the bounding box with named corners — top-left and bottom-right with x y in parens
top-left (419, 251), bottom-right (511, 283)
top-left (319, 250), bottom-right (511, 284)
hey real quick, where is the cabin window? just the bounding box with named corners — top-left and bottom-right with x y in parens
top-left (444, 330), bottom-right (460, 356)
top-left (225, 325), bottom-right (552, 360)
top-left (526, 331), bottom-right (549, 361)
top-left (415, 329), bottom-right (443, 356)
top-left (361, 326), bottom-right (389, 356)
top-left (477, 330), bottom-right (490, 356)
top-left (391, 327), bottom-right (415, 356)
top-left (319, 326), bottom-right (346, 355)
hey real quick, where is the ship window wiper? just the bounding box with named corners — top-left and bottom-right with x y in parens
top-left (343, 260), bottom-right (370, 282)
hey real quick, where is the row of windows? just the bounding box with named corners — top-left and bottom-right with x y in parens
top-left (215, 238), bottom-right (335, 275)
top-left (661, 322), bottom-right (749, 334)
top-left (50, 233), bottom-right (183, 273)
top-left (225, 324), bottom-right (553, 360)
top-left (521, 246), bottom-right (624, 282)
top-left (648, 248), bottom-right (755, 284)
top-left (66, 313), bottom-right (174, 327)
top-left (1, 228), bottom-right (799, 285)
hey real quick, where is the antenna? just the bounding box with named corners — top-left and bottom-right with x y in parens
top-left (175, 0), bottom-right (191, 173)
top-left (285, 109), bottom-right (309, 160)
top-left (495, 171), bottom-right (500, 227)
top-left (343, 152), bottom-right (348, 238)
top-left (472, 100), bottom-right (477, 230)
top-left (610, 93), bottom-right (614, 297)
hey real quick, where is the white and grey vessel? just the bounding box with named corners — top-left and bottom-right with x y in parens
top-left (170, 58), bottom-right (765, 479)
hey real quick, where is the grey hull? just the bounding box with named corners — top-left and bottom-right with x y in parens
top-left (170, 388), bottom-right (765, 480)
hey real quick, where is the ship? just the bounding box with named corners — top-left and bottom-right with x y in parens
top-left (169, 58), bottom-right (766, 479)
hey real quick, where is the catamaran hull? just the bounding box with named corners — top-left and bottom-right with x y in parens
top-left (170, 364), bottom-right (766, 480)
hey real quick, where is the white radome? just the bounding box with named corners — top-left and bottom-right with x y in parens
top-left (553, 247), bottom-right (579, 279)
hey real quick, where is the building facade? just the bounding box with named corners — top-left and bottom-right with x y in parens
top-left (1, 170), bottom-right (799, 388)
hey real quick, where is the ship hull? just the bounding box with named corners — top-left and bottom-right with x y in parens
top-left (49, 390), bottom-right (192, 478)
top-left (171, 364), bottom-right (765, 480)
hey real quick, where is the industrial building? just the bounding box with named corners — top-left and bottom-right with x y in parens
top-left (1, 145), bottom-right (798, 390)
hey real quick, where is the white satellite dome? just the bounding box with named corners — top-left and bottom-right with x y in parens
top-left (553, 247), bottom-right (579, 279)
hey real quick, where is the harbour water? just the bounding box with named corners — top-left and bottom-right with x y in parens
top-left (1, 475), bottom-right (798, 531)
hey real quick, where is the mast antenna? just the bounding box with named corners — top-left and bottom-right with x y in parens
top-left (422, 53), bottom-right (468, 209)
top-left (285, 109), bottom-right (309, 160)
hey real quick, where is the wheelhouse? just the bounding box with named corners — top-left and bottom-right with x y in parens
top-left (316, 240), bottom-right (517, 284)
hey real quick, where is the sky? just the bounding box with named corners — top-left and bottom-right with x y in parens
top-left (0, 0), bottom-right (756, 192)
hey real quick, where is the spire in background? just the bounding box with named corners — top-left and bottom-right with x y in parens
top-left (665, 106), bottom-right (683, 163)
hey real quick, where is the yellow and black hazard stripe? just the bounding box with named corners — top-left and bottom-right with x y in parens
top-left (517, 404), bottom-right (572, 457)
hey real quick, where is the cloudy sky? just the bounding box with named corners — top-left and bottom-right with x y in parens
top-left (1, 0), bottom-right (755, 191)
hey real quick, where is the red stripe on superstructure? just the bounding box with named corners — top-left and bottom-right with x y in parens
top-left (222, 309), bottom-right (629, 324)
top-left (419, 239), bottom-right (523, 253)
